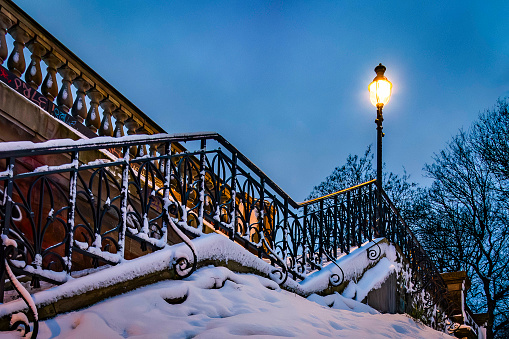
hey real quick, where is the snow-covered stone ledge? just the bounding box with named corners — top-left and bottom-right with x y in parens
top-left (0, 234), bottom-right (398, 328)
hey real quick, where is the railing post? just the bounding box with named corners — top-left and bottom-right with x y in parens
top-left (303, 204), bottom-right (308, 273)
top-left (369, 183), bottom-right (374, 240)
top-left (65, 151), bottom-right (79, 273)
top-left (230, 152), bottom-right (237, 240)
top-left (1, 157), bottom-right (14, 235)
top-left (0, 157), bottom-right (14, 303)
top-left (346, 190), bottom-right (351, 253)
top-left (259, 177), bottom-right (265, 258)
top-left (356, 189), bottom-right (362, 246)
top-left (199, 139), bottom-right (206, 233)
top-left (376, 182), bottom-right (384, 238)
top-left (163, 141), bottom-right (172, 209)
top-left (333, 195), bottom-right (338, 258)
top-left (319, 199), bottom-right (324, 264)
top-left (118, 146), bottom-right (130, 259)
top-left (284, 198), bottom-right (289, 262)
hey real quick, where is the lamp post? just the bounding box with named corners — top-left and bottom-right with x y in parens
top-left (368, 63), bottom-right (392, 235)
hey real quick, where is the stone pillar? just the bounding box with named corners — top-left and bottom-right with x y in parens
top-left (99, 98), bottom-right (115, 137)
top-left (0, 13), bottom-right (13, 65)
top-left (440, 271), bottom-right (469, 320)
top-left (85, 89), bottom-right (103, 133)
top-left (25, 38), bottom-right (47, 90)
top-left (125, 117), bottom-right (139, 156)
top-left (112, 108), bottom-right (128, 138)
top-left (57, 65), bottom-right (77, 113)
top-left (71, 77), bottom-right (91, 124)
top-left (41, 53), bottom-right (63, 102)
top-left (7, 24), bottom-right (31, 77)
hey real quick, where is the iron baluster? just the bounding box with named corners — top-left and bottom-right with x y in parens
top-left (1, 157), bottom-right (14, 235)
top-left (199, 139), bottom-right (206, 233)
top-left (319, 199), bottom-right (324, 264)
top-left (65, 151), bottom-right (79, 273)
top-left (0, 157), bottom-right (13, 303)
top-left (259, 177), bottom-right (264, 258)
top-left (333, 195), bottom-right (338, 258)
top-left (118, 146), bottom-right (130, 259)
top-left (162, 142), bottom-right (172, 226)
top-left (303, 204), bottom-right (308, 274)
top-left (346, 190), bottom-right (351, 253)
top-left (230, 152), bottom-right (237, 240)
top-left (283, 198), bottom-right (288, 263)
top-left (369, 183), bottom-right (374, 241)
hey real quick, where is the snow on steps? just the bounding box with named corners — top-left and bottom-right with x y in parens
top-left (0, 234), bottom-right (398, 329)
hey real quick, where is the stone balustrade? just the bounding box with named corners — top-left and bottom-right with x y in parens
top-left (0, 0), bottom-right (165, 150)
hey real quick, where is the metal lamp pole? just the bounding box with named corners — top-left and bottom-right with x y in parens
top-left (368, 63), bottom-right (392, 237)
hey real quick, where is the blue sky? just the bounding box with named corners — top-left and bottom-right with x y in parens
top-left (14, 0), bottom-right (509, 200)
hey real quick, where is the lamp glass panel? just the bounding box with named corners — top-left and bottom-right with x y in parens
top-left (369, 79), bottom-right (392, 106)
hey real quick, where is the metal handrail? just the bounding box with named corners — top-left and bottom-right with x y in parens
top-left (298, 179), bottom-right (376, 206)
top-left (0, 132), bottom-right (299, 209)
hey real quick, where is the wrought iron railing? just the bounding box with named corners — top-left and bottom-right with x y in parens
top-left (0, 133), bottom-right (458, 313)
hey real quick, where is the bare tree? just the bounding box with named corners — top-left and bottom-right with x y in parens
top-left (306, 144), bottom-right (417, 214)
top-left (418, 126), bottom-right (509, 339)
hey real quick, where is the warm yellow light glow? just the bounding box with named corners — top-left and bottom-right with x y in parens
top-left (369, 78), bottom-right (392, 107)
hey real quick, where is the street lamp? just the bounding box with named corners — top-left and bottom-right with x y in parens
top-left (368, 63), bottom-right (392, 190)
top-left (368, 63), bottom-right (392, 236)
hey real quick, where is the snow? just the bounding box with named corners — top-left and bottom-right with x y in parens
top-left (0, 232), bottom-right (452, 338)
top-left (0, 132), bottom-right (218, 153)
top-left (1, 235), bottom-right (17, 249)
top-left (0, 265), bottom-right (448, 338)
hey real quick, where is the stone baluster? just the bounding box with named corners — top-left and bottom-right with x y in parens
top-left (41, 53), bottom-right (63, 101)
top-left (71, 77), bottom-right (91, 123)
top-left (99, 98), bottom-right (115, 137)
top-left (149, 142), bottom-right (160, 168)
top-left (56, 65), bottom-right (77, 113)
top-left (85, 89), bottom-right (103, 133)
top-left (136, 126), bottom-right (149, 157)
top-left (125, 117), bottom-right (138, 156)
top-left (25, 38), bottom-right (47, 90)
top-left (7, 24), bottom-right (31, 77)
top-left (112, 108), bottom-right (128, 138)
top-left (157, 144), bottom-right (167, 173)
top-left (0, 13), bottom-right (13, 65)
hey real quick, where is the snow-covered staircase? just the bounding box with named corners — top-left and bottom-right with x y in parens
top-left (0, 134), bottom-right (483, 338)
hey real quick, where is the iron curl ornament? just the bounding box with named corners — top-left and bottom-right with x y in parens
top-left (263, 238), bottom-right (288, 285)
top-left (446, 320), bottom-right (461, 334)
top-left (163, 206), bottom-right (197, 279)
top-left (2, 235), bottom-right (39, 338)
top-left (323, 251), bottom-right (344, 287)
top-left (366, 240), bottom-right (382, 261)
